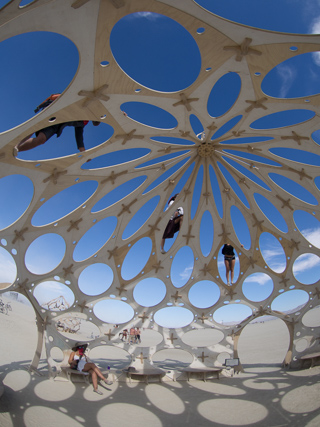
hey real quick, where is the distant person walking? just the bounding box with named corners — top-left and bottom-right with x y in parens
top-left (135, 327), bottom-right (141, 344)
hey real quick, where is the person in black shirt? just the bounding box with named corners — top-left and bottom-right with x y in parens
top-left (222, 243), bottom-right (236, 286)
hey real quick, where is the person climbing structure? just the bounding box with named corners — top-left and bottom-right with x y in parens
top-left (160, 207), bottom-right (184, 254)
top-left (222, 243), bottom-right (243, 286)
top-left (13, 93), bottom-right (100, 156)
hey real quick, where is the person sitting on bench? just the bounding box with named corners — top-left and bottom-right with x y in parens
top-left (69, 343), bottom-right (112, 395)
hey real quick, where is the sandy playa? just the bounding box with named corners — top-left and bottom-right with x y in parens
top-left (1, 295), bottom-right (320, 427)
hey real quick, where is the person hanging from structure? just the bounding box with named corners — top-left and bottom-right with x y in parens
top-left (165, 193), bottom-right (179, 211)
top-left (160, 206), bottom-right (184, 254)
top-left (69, 343), bottom-right (112, 395)
top-left (222, 243), bottom-right (243, 286)
top-left (34, 93), bottom-right (61, 113)
top-left (13, 93), bottom-right (100, 156)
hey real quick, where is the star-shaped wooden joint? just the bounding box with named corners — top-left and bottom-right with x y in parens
top-left (136, 352), bottom-right (147, 364)
top-left (101, 170), bottom-right (127, 185)
top-left (148, 218), bottom-right (161, 236)
top-left (173, 93), bottom-right (199, 111)
top-left (223, 38), bottom-right (262, 62)
top-left (63, 264), bottom-right (74, 278)
top-left (182, 225), bottom-right (195, 245)
top-left (164, 179), bottom-right (176, 191)
top-left (289, 239), bottom-right (300, 251)
top-left (12, 227), bottom-right (28, 244)
top-left (248, 257), bottom-right (256, 268)
top-left (171, 291), bottom-right (182, 302)
top-left (138, 312), bottom-right (149, 323)
top-left (207, 122), bottom-right (217, 132)
top-left (104, 329), bottom-right (115, 341)
top-left (198, 352), bottom-right (208, 363)
top-left (225, 287), bottom-right (236, 299)
top-left (179, 130), bottom-right (191, 138)
top-left (114, 129), bottom-right (144, 145)
top-left (280, 275), bottom-right (290, 288)
top-left (281, 131), bottom-right (309, 146)
top-left (239, 178), bottom-right (250, 189)
top-left (158, 146), bottom-right (172, 154)
top-left (117, 199), bottom-right (137, 217)
top-left (67, 218), bottom-right (82, 232)
top-left (107, 246), bottom-right (118, 260)
top-left (78, 300), bottom-right (89, 313)
top-left (218, 224), bottom-right (231, 241)
top-left (245, 97), bottom-right (268, 113)
top-left (152, 261), bottom-right (164, 273)
top-left (43, 168), bottom-right (67, 185)
top-left (116, 284), bottom-right (127, 296)
top-left (232, 130), bottom-right (245, 137)
top-left (200, 263), bottom-right (212, 277)
top-left (203, 191), bottom-right (211, 203)
top-left (198, 313), bottom-right (208, 324)
top-left (256, 305), bottom-right (268, 317)
top-left (288, 167), bottom-right (312, 181)
top-left (78, 84), bottom-right (110, 108)
top-left (15, 278), bottom-right (29, 291)
top-left (252, 213), bottom-right (264, 231)
top-left (167, 333), bottom-right (177, 345)
top-left (276, 195), bottom-right (294, 211)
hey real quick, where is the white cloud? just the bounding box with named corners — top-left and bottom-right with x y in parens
top-left (245, 273), bottom-right (271, 286)
top-left (131, 12), bottom-right (161, 21)
top-left (293, 253), bottom-right (320, 274)
top-left (276, 64), bottom-right (296, 98)
top-left (179, 265), bottom-right (193, 280)
top-left (310, 14), bottom-right (320, 34)
top-left (301, 226), bottom-right (320, 248)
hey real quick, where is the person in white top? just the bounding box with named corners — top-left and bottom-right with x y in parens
top-left (69, 343), bottom-right (112, 395)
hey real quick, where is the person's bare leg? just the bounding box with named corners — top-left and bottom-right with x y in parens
top-left (16, 131), bottom-right (47, 152)
top-left (89, 369), bottom-right (98, 391)
top-left (83, 363), bottom-right (106, 380)
top-left (230, 259), bottom-right (235, 284)
top-left (83, 362), bottom-right (112, 385)
top-left (224, 259), bottom-right (230, 284)
top-left (160, 238), bottom-right (165, 252)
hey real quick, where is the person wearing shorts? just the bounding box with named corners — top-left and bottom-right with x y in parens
top-left (14, 120), bottom-right (100, 155)
top-left (69, 343), bottom-right (112, 395)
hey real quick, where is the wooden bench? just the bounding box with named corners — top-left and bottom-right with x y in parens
top-left (60, 366), bottom-right (90, 384)
top-left (300, 352), bottom-right (320, 369)
top-left (122, 367), bottom-right (167, 384)
top-left (178, 367), bottom-right (222, 382)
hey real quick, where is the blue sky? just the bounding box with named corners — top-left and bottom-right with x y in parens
top-left (0, 2), bottom-right (320, 328)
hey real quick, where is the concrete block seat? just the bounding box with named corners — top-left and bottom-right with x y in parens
top-left (177, 367), bottom-right (222, 382)
top-left (299, 352), bottom-right (320, 369)
top-left (122, 366), bottom-right (168, 384)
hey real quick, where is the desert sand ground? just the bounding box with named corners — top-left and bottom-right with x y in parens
top-left (1, 294), bottom-right (320, 427)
